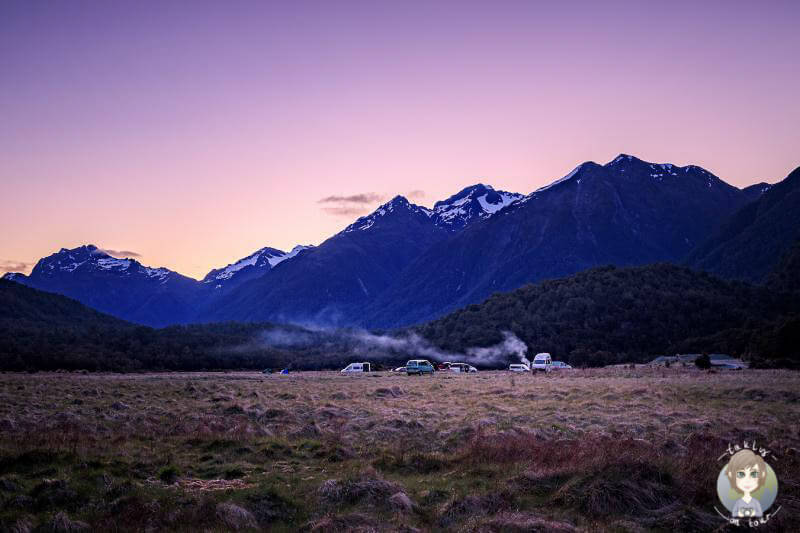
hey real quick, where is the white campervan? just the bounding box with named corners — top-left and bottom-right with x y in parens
top-left (340, 362), bottom-right (371, 373)
top-left (531, 353), bottom-right (552, 372)
top-left (449, 363), bottom-right (478, 373)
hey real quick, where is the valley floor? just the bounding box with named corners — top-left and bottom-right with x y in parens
top-left (1, 368), bottom-right (799, 531)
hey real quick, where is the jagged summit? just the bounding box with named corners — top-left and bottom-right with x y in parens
top-left (202, 244), bottom-right (313, 289)
top-left (605, 153), bottom-right (716, 177)
top-left (522, 155), bottom-right (727, 202)
top-left (344, 195), bottom-right (433, 233)
top-left (25, 244), bottom-right (173, 282)
top-left (343, 185), bottom-right (523, 234)
top-left (434, 183), bottom-right (493, 207)
top-left (432, 183), bottom-right (522, 230)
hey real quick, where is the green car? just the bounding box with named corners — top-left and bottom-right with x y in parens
top-left (405, 359), bottom-right (435, 375)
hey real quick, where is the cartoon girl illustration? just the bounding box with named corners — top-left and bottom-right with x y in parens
top-left (725, 449), bottom-right (767, 518)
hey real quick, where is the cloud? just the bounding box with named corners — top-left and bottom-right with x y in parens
top-left (99, 248), bottom-right (142, 258)
top-left (318, 193), bottom-right (384, 204)
top-left (319, 192), bottom-right (385, 217)
top-left (0, 260), bottom-right (32, 274)
top-left (321, 206), bottom-right (371, 217)
top-left (406, 189), bottom-right (426, 200)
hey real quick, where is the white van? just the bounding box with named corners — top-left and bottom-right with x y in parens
top-left (340, 362), bottom-right (371, 373)
top-left (449, 363), bottom-right (478, 373)
top-left (531, 353), bottom-right (552, 372)
top-left (508, 363), bottom-right (530, 372)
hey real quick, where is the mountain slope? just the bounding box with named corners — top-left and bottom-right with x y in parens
top-left (203, 196), bottom-right (451, 324)
top-left (2, 245), bottom-right (202, 327)
top-left (0, 278), bottom-right (130, 329)
top-left (767, 239), bottom-right (800, 295)
top-left (364, 155), bottom-right (755, 327)
top-left (742, 182), bottom-right (772, 202)
top-left (415, 264), bottom-right (799, 367)
top-left (0, 279), bottom-right (315, 371)
top-left (0, 278), bottom-right (136, 370)
top-left (688, 166), bottom-right (800, 283)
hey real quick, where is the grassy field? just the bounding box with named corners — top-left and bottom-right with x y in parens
top-left (1, 368), bottom-right (799, 531)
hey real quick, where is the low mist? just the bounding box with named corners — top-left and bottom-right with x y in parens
top-left (255, 326), bottom-right (529, 368)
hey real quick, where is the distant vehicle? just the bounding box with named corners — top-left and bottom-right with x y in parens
top-left (280, 368), bottom-right (290, 375)
top-left (552, 361), bottom-right (572, 370)
top-left (436, 362), bottom-right (452, 371)
top-left (509, 363), bottom-right (530, 372)
top-left (449, 363), bottom-right (478, 373)
top-left (531, 353), bottom-right (552, 372)
top-left (393, 366), bottom-right (407, 373)
top-left (405, 359), bottom-right (435, 375)
top-left (261, 368), bottom-right (273, 374)
top-left (341, 362), bottom-right (371, 373)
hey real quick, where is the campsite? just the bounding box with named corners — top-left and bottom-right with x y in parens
top-left (2, 3), bottom-right (799, 530)
top-left (1, 367), bottom-right (798, 531)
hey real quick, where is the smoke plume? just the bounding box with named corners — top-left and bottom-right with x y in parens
top-left (256, 326), bottom-right (529, 368)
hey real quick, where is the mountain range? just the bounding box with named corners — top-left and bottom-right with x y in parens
top-left (4, 154), bottom-right (798, 329)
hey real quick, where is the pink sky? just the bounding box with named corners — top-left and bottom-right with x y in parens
top-left (1, 1), bottom-right (799, 279)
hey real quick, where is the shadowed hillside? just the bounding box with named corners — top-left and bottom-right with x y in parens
top-left (416, 264), bottom-right (800, 367)
top-left (689, 166), bottom-right (800, 282)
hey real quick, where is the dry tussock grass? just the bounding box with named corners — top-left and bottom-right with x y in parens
top-left (0, 368), bottom-right (798, 530)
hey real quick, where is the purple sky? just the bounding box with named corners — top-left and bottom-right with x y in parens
top-left (2, 1), bottom-right (799, 279)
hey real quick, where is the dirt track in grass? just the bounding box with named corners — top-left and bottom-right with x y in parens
top-left (1, 368), bottom-right (798, 531)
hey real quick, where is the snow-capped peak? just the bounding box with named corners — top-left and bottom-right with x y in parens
top-left (203, 244), bottom-right (314, 285)
top-left (30, 244), bottom-right (175, 283)
top-left (271, 245), bottom-right (313, 267)
top-left (343, 196), bottom-right (433, 233)
top-left (206, 248), bottom-right (284, 282)
top-left (432, 184), bottom-right (523, 230)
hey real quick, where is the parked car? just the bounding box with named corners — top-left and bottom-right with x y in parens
top-left (393, 366), bottom-right (407, 373)
top-left (552, 361), bottom-right (572, 369)
top-left (449, 363), bottom-right (478, 373)
top-left (341, 362), bottom-right (371, 373)
top-left (531, 353), bottom-right (552, 372)
top-left (509, 363), bottom-right (530, 372)
top-left (436, 362), bottom-right (452, 371)
top-left (406, 359), bottom-right (435, 375)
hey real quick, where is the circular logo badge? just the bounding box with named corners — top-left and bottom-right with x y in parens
top-left (717, 449), bottom-right (778, 519)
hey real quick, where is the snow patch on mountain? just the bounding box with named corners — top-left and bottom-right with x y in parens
top-left (142, 266), bottom-right (170, 282)
top-left (211, 249), bottom-right (277, 281)
top-left (270, 245), bottom-right (312, 267)
top-left (97, 257), bottom-right (132, 270)
top-left (477, 191), bottom-right (518, 214)
top-left (432, 184), bottom-right (523, 230)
